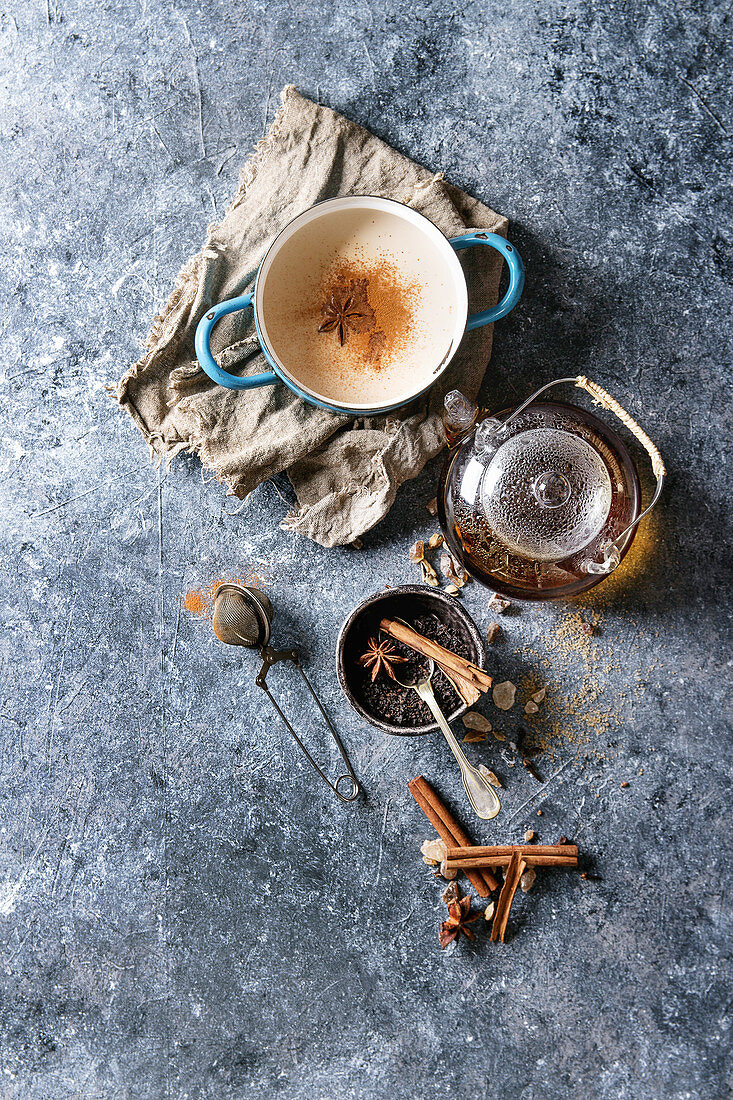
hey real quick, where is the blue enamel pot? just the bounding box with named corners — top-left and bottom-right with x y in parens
top-left (195, 196), bottom-right (524, 417)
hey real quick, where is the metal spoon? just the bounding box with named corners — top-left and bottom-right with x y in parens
top-left (394, 657), bottom-right (500, 820)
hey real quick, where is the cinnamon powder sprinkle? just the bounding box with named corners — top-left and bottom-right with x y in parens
top-left (316, 257), bottom-right (418, 373)
top-left (183, 568), bottom-right (270, 618)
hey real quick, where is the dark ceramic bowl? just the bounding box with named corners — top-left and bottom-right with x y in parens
top-left (336, 585), bottom-right (487, 736)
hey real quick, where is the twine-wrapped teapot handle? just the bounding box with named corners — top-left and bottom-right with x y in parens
top-left (497, 375), bottom-right (665, 573)
top-left (574, 377), bottom-right (666, 480)
top-left (572, 376), bottom-right (665, 572)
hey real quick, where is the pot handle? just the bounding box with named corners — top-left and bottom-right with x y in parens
top-left (449, 231), bottom-right (525, 330)
top-left (194, 293), bottom-right (279, 390)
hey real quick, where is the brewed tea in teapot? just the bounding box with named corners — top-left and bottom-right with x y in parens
top-left (438, 376), bottom-right (665, 601)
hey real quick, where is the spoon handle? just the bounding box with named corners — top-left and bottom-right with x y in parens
top-left (416, 682), bottom-right (501, 821)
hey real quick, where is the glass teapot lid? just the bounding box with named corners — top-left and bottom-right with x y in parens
top-left (440, 377), bottom-right (666, 600)
top-left (480, 425), bottom-right (613, 562)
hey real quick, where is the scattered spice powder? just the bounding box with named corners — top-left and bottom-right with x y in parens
top-left (519, 609), bottom-right (644, 762)
top-left (498, 509), bottom-right (671, 771)
top-left (183, 568), bottom-right (270, 619)
top-left (183, 589), bottom-right (211, 616)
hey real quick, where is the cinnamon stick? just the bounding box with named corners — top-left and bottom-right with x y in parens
top-left (435, 662), bottom-right (482, 706)
top-left (381, 618), bottom-right (492, 693)
top-left (408, 776), bottom-right (498, 895)
top-left (447, 853), bottom-right (577, 869)
top-left (444, 844), bottom-right (578, 870)
top-left (491, 851), bottom-right (526, 943)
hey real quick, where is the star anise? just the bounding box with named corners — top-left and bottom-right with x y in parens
top-left (358, 636), bottom-right (408, 682)
top-left (439, 895), bottom-right (481, 948)
top-left (318, 292), bottom-right (364, 345)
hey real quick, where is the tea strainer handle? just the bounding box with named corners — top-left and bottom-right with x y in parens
top-left (495, 375), bottom-right (666, 574)
top-left (256, 648), bottom-right (361, 804)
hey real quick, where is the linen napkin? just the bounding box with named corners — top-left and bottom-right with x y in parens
top-left (116, 86), bottom-right (507, 546)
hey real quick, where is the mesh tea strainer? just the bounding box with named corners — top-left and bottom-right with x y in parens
top-left (212, 584), bottom-right (360, 803)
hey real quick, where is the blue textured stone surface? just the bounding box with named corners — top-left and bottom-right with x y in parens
top-left (0, 1), bottom-right (731, 1098)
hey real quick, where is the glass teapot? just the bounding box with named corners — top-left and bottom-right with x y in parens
top-left (438, 376), bottom-right (665, 600)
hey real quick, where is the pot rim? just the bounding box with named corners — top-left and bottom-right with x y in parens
top-left (253, 195), bottom-right (469, 415)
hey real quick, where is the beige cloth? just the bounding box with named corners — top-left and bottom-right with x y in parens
top-left (117, 86), bottom-right (507, 547)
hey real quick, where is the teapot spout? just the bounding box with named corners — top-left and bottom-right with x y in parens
top-left (443, 390), bottom-right (477, 445)
top-left (585, 541), bottom-right (622, 575)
